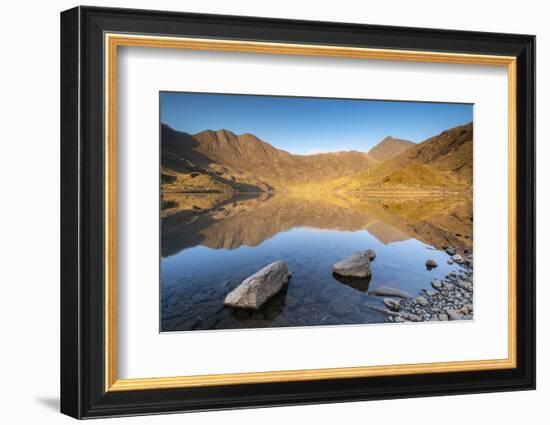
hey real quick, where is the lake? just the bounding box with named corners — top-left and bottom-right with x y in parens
top-left (160, 192), bottom-right (473, 332)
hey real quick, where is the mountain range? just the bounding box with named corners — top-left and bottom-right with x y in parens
top-left (161, 121), bottom-right (473, 193)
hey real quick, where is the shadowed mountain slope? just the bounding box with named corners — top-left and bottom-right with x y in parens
top-left (161, 122), bottom-right (472, 194)
top-left (161, 124), bottom-right (377, 191)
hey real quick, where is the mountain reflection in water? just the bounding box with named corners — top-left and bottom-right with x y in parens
top-left (160, 192), bottom-right (472, 332)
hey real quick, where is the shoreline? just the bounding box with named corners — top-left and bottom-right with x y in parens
top-left (161, 189), bottom-right (471, 196)
top-left (367, 249), bottom-right (473, 323)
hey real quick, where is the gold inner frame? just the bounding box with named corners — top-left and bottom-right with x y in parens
top-left (104, 33), bottom-right (517, 392)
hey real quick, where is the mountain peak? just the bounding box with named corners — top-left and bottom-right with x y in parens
top-left (369, 136), bottom-right (415, 162)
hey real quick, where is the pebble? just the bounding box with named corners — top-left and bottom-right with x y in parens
top-left (383, 297), bottom-right (401, 311)
top-left (446, 309), bottom-right (463, 321)
top-left (459, 306), bottom-right (470, 315)
top-left (400, 312), bottom-right (421, 322)
top-left (451, 254), bottom-right (464, 263)
top-left (458, 281), bottom-right (473, 291)
top-left (365, 251), bottom-right (474, 325)
top-left (431, 279), bottom-right (443, 290)
top-left (415, 296), bottom-right (429, 307)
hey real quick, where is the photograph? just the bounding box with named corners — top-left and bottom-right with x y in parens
top-left (56, 4), bottom-right (536, 419)
top-left (160, 92), bottom-right (474, 332)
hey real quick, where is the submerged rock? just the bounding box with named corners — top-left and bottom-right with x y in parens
top-left (426, 259), bottom-right (438, 269)
top-left (365, 303), bottom-right (399, 317)
top-left (383, 297), bottom-right (401, 311)
top-left (224, 261), bottom-right (291, 309)
top-left (332, 251), bottom-right (372, 278)
top-left (369, 286), bottom-right (412, 299)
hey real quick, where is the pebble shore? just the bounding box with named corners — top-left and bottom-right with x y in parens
top-left (367, 248), bottom-right (473, 323)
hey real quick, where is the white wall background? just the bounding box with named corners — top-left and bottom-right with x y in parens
top-left (0, 0), bottom-right (545, 423)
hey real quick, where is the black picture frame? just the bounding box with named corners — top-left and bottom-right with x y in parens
top-left (61, 5), bottom-right (536, 419)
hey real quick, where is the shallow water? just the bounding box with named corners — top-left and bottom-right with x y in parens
top-left (160, 192), bottom-right (472, 332)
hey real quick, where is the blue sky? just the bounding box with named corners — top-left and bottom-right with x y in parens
top-left (160, 92), bottom-right (473, 155)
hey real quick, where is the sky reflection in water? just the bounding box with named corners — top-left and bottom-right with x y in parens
top-left (160, 193), bottom-right (472, 332)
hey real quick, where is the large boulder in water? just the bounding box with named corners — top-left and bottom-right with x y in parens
top-left (332, 251), bottom-right (372, 278)
top-left (224, 261), bottom-right (291, 310)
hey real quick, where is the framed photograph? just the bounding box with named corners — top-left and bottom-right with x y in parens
top-left (60, 6), bottom-right (535, 419)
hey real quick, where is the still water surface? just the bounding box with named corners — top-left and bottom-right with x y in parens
top-left (160, 193), bottom-right (472, 331)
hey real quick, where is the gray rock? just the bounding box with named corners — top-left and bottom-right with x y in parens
top-left (458, 306), bottom-right (470, 315)
top-left (400, 312), bottom-right (421, 322)
top-left (438, 313), bottom-right (449, 321)
top-left (426, 259), bottom-right (438, 268)
top-left (431, 279), bottom-right (443, 290)
top-left (451, 254), bottom-right (464, 263)
top-left (426, 290), bottom-right (438, 297)
top-left (394, 316), bottom-right (406, 323)
top-left (366, 249), bottom-right (376, 261)
top-left (446, 247), bottom-right (457, 256)
top-left (332, 251), bottom-right (372, 278)
top-left (366, 304), bottom-right (399, 317)
top-left (463, 314), bottom-right (473, 320)
top-left (415, 296), bottom-right (429, 307)
top-left (458, 281), bottom-right (473, 291)
top-left (446, 308), bottom-right (463, 321)
top-left (224, 261), bottom-right (291, 309)
top-left (383, 297), bottom-right (401, 311)
top-left (369, 286), bottom-right (412, 299)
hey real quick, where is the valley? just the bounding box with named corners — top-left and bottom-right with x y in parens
top-left (161, 122), bottom-right (473, 195)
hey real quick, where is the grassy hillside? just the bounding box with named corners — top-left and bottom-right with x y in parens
top-left (322, 122), bottom-right (473, 193)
